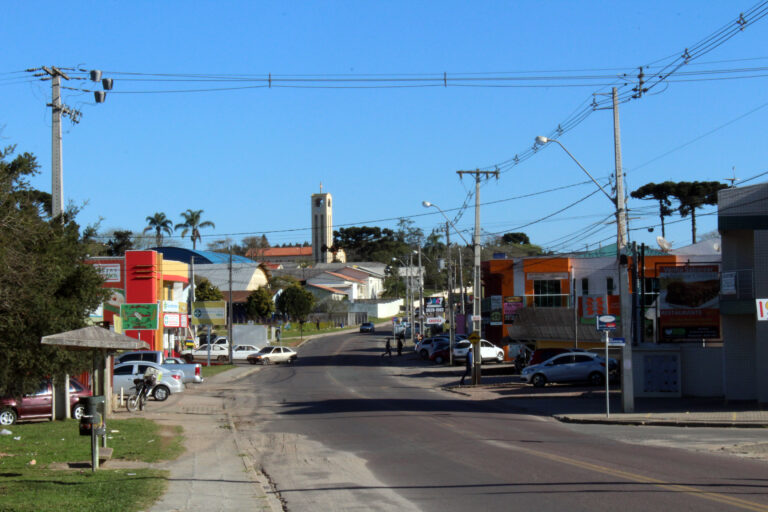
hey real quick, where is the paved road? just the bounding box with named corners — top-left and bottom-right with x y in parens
top-left (230, 332), bottom-right (768, 512)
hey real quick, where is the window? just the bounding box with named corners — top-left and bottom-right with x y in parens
top-left (551, 355), bottom-right (573, 365)
top-left (574, 355), bottom-right (593, 363)
top-left (642, 277), bottom-right (660, 306)
top-left (114, 366), bottom-right (132, 375)
top-left (581, 278), bottom-right (589, 296)
top-left (607, 277), bottom-right (615, 295)
top-left (533, 279), bottom-right (563, 307)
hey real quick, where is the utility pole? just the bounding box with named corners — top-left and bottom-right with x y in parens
top-left (612, 87), bottom-right (634, 413)
top-left (228, 247), bottom-right (234, 363)
top-left (456, 168), bottom-right (499, 384)
top-left (408, 251), bottom-right (415, 347)
top-left (446, 222), bottom-right (455, 365)
top-left (418, 242), bottom-right (424, 338)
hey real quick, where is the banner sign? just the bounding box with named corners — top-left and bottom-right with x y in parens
top-left (163, 313), bottom-right (181, 328)
top-left (425, 297), bottom-right (444, 309)
top-left (426, 317), bottom-right (444, 325)
top-left (659, 264), bottom-right (720, 341)
top-left (191, 301), bottom-right (227, 326)
top-left (757, 299), bottom-right (768, 321)
top-left (120, 303), bottom-right (159, 331)
top-left (503, 296), bottom-right (523, 324)
top-left (490, 295), bottom-right (503, 326)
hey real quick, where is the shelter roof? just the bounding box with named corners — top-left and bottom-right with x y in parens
top-left (41, 326), bottom-right (149, 351)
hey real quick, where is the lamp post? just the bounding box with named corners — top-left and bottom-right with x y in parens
top-left (534, 135), bottom-right (633, 413)
top-left (423, 201), bottom-right (472, 370)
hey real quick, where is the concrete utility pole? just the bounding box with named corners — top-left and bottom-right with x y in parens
top-left (612, 87), bottom-right (634, 413)
top-left (456, 169), bottom-right (499, 385)
top-left (418, 242), bottom-right (424, 338)
top-left (446, 222), bottom-right (455, 365)
top-left (228, 247), bottom-right (234, 363)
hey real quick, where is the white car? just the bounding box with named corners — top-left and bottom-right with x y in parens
top-left (113, 361), bottom-right (185, 401)
top-left (247, 346), bottom-right (297, 365)
top-left (232, 344), bottom-right (262, 361)
top-left (182, 344), bottom-right (230, 362)
top-left (453, 339), bottom-right (505, 363)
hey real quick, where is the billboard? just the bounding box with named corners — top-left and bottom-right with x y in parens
top-left (120, 303), bottom-right (159, 331)
top-left (503, 296), bottom-right (523, 324)
top-left (658, 264), bottom-right (720, 341)
top-left (191, 301), bottom-right (227, 326)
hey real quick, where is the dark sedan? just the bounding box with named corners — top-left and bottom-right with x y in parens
top-left (359, 322), bottom-right (375, 333)
top-left (0, 378), bottom-right (92, 426)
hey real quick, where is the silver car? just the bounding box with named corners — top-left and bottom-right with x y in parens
top-left (113, 361), bottom-right (185, 401)
top-left (522, 352), bottom-right (610, 387)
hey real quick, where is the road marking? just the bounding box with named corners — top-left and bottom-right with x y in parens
top-left (488, 440), bottom-right (768, 512)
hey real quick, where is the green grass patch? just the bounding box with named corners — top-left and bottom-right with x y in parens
top-left (201, 364), bottom-right (235, 378)
top-left (0, 418), bottom-right (184, 511)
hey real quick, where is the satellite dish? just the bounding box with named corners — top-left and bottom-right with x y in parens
top-left (713, 242), bottom-right (721, 252)
top-left (656, 236), bottom-right (672, 252)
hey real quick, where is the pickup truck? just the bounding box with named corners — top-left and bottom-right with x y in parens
top-left (116, 351), bottom-right (203, 384)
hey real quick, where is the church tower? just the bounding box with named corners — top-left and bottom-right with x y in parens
top-left (311, 188), bottom-right (333, 264)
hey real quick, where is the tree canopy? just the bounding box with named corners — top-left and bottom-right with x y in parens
top-left (194, 277), bottom-right (223, 301)
top-left (630, 182), bottom-right (676, 238)
top-left (0, 145), bottom-right (107, 397)
top-left (175, 209), bottom-right (215, 250)
top-left (671, 181), bottom-right (727, 243)
top-left (144, 212), bottom-right (173, 246)
top-left (276, 284), bottom-right (315, 338)
top-left (245, 287), bottom-right (274, 321)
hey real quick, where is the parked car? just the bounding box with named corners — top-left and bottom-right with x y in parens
top-left (117, 351), bottom-right (203, 384)
top-left (232, 344), bottom-right (262, 361)
top-left (113, 361), bottom-right (185, 400)
top-left (429, 342), bottom-right (452, 365)
top-left (416, 336), bottom-right (448, 359)
top-left (162, 357), bottom-right (204, 384)
top-left (427, 339), bottom-right (450, 360)
top-left (247, 346), bottom-right (297, 365)
top-left (182, 344), bottom-right (230, 363)
top-left (528, 348), bottom-right (573, 366)
top-left (521, 352), bottom-right (615, 387)
top-left (359, 322), bottom-right (375, 333)
top-left (452, 339), bottom-right (505, 363)
top-left (0, 378), bottom-right (91, 426)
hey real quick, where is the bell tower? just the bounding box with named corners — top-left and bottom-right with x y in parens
top-left (311, 187), bottom-right (333, 264)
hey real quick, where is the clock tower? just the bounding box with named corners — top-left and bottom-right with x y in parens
top-left (311, 190), bottom-right (333, 263)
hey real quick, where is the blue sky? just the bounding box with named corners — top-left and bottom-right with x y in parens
top-left (2, 1), bottom-right (767, 253)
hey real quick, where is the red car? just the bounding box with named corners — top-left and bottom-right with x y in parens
top-left (0, 378), bottom-right (92, 426)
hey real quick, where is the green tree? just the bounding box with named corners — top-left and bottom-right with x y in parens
top-left (106, 230), bottom-right (134, 256)
top-left (671, 181), bottom-right (728, 243)
top-left (501, 232), bottom-right (530, 245)
top-left (276, 284), bottom-right (315, 338)
top-left (194, 277), bottom-right (223, 301)
top-left (175, 209), bottom-right (215, 250)
top-left (0, 145), bottom-right (107, 397)
top-left (144, 212), bottom-right (173, 246)
top-left (246, 287), bottom-right (274, 321)
top-left (630, 182), bottom-right (676, 238)
top-left (332, 225), bottom-right (407, 262)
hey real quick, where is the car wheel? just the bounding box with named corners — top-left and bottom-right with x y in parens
top-left (419, 349), bottom-right (428, 359)
top-left (262, 358), bottom-right (271, 365)
top-left (496, 353), bottom-right (504, 364)
top-left (72, 404), bottom-right (85, 420)
top-left (532, 374), bottom-right (547, 388)
top-left (0, 408), bottom-right (17, 426)
top-left (435, 355), bottom-right (445, 364)
top-left (217, 355), bottom-right (228, 362)
top-left (589, 372), bottom-right (605, 386)
top-left (153, 385), bottom-right (170, 401)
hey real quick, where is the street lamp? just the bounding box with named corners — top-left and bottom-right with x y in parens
top-left (422, 201), bottom-right (470, 368)
top-left (534, 136), bottom-right (633, 413)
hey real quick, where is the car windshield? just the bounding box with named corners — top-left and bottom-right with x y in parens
top-left (257, 347), bottom-right (274, 354)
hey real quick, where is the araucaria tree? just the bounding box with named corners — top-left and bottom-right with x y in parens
top-left (176, 209), bottom-right (215, 250)
top-left (671, 181), bottom-right (727, 243)
top-left (246, 287), bottom-right (274, 322)
top-left (630, 182), bottom-right (676, 238)
top-left (0, 145), bottom-right (107, 397)
top-left (144, 212), bottom-right (173, 246)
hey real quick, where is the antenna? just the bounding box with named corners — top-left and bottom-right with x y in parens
top-left (656, 236), bottom-right (672, 252)
top-left (725, 166), bottom-right (739, 187)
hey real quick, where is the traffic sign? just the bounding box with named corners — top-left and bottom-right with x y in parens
top-left (468, 331), bottom-right (480, 343)
top-left (608, 337), bottom-right (626, 347)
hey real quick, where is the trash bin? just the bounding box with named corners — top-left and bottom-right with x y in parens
top-left (79, 396), bottom-right (105, 436)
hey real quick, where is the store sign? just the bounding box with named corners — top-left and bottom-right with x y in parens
top-left (757, 299), bottom-right (768, 321)
top-left (120, 303), bottom-right (159, 331)
top-left (490, 295), bottom-right (503, 326)
top-left (191, 301), bottom-right (227, 326)
top-left (425, 297), bottom-right (444, 309)
top-left (162, 300), bottom-right (180, 313)
top-left (426, 317), bottom-right (444, 325)
top-left (94, 263), bottom-right (122, 283)
top-left (503, 296), bottom-right (523, 324)
top-left (658, 264), bottom-right (720, 341)
top-left (163, 313), bottom-right (181, 328)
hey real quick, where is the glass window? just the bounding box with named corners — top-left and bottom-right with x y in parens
top-left (574, 355), bottom-right (593, 363)
top-left (581, 278), bottom-right (589, 296)
top-left (533, 280), bottom-right (563, 307)
top-left (642, 277), bottom-right (660, 306)
top-left (607, 277), bottom-right (615, 295)
top-left (114, 366), bottom-right (132, 375)
top-left (552, 355), bottom-right (573, 365)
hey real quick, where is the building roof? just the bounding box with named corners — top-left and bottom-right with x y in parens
top-left (195, 263), bottom-right (268, 291)
top-left (255, 247), bottom-right (313, 258)
top-left (307, 283), bottom-right (347, 295)
top-left (153, 247), bottom-right (256, 265)
top-left (323, 271), bottom-right (366, 284)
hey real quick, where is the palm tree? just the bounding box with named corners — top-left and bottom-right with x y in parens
top-left (175, 209), bottom-right (215, 250)
top-left (144, 212), bottom-right (173, 246)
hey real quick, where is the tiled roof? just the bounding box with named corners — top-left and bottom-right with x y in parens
top-left (323, 271), bottom-right (366, 284)
top-left (256, 247), bottom-right (313, 258)
top-left (307, 283), bottom-right (347, 295)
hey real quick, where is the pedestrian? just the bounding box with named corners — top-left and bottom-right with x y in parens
top-left (382, 337), bottom-right (393, 357)
top-left (460, 347), bottom-right (473, 385)
top-left (396, 337), bottom-right (403, 356)
top-left (316, 319), bottom-right (320, 331)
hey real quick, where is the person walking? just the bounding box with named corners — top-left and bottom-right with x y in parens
top-left (382, 337), bottom-right (393, 357)
top-left (460, 347), bottom-right (473, 385)
top-left (396, 337), bottom-right (403, 356)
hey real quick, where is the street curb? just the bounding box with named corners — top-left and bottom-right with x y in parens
top-left (554, 415), bottom-right (768, 429)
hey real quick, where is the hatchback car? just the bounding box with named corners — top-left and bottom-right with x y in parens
top-left (0, 378), bottom-right (91, 426)
top-left (232, 344), bottom-right (262, 361)
top-left (453, 339), bottom-right (505, 363)
top-left (416, 336), bottom-right (449, 359)
top-left (521, 352), bottom-right (613, 387)
top-left (247, 346), bottom-right (297, 365)
top-left (113, 361), bottom-right (185, 400)
top-left (359, 322), bottom-right (375, 333)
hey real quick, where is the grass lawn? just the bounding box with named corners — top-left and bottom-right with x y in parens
top-left (0, 418), bottom-right (183, 512)
top-left (200, 364), bottom-right (235, 379)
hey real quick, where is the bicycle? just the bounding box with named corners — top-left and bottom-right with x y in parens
top-left (126, 374), bottom-right (157, 412)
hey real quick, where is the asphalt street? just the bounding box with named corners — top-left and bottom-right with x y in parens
top-left (228, 331), bottom-right (768, 512)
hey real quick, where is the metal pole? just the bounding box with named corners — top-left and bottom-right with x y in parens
top-left (228, 247), bottom-right (234, 363)
top-left (604, 329), bottom-right (610, 417)
top-left (458, 246), bottom-right (465, 315)
top-left (472, 173), bottom-right (482, 384)
top-left (446, 222), bottom-right (455, 365)
top-left (418, 243), bottom-right (424, 338)
top-left (612, 87), bottom-right (634, 413)
top-left (409, 252), bottom-right (415, 347)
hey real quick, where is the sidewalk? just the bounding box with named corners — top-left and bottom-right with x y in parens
top-left (445, 377), bottom-right (768, 428)
top-left (117, 365), bottom-right (283, 512)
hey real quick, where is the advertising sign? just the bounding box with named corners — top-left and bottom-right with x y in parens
top-left (658, 264), bottom-right (720, 341)
top-left (596, 314), bottom-right (617, 331)
top-left (490, 295), bottom-right (503, 326)
top-left (94, 263), bottom-right (122, 284)
top-left (503, 296), bottom-right (523, 324)
top-left (120, 303), bottom-right (159, 330)
top-left (191, 301), bottom-right (227, 326)
top-left (580, 295), bottom-right (621, 324)
top-left (163, 313), bottom-right (181, 328)
top-left (425, 297), bottom-right (444, 309)
top-left (757, 299), bottom-right (768, 321)
top-left (426, 317), bottom-right (444, 325)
